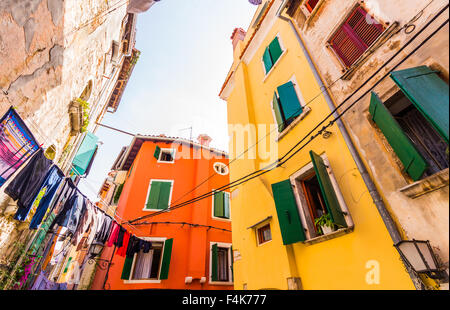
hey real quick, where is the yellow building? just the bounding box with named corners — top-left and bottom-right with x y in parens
top-left (219, 0), bottom-right (416, 290)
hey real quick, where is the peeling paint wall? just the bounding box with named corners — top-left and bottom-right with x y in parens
top-left (0, 0), bottom-right (129, 265)
top-left (290, 0), bottom-right (449, 269)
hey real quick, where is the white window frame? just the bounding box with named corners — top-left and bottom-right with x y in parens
top-left (213, 162), bottom-right (229, 175)
top-left (289, 153), bottom-right (353, 241)
top-left (157, 148), bottom-right (176, 164)
top-left (209, 242), bottom-right (233, 285)
top-left (124, 237), bottom-right (167, 284)
top-left (270, 75), bottom-right (312, 141)
top-left (256, 222), bottom-right (273, 246)
top-left (211, 189), bottom-right (231, 222)
top-left (143, 179), bottom-right (174, 212)
top-left (262, 33), bottom-right (288, 81)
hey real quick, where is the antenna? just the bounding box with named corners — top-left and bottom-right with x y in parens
top-left (179, 126), bottom-right (193, 141)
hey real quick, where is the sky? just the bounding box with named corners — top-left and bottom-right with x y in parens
top-left (77, 0), bottom-right (257, 202)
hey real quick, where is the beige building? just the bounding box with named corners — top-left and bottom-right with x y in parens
top-left (0, 0), bottom-right (142, 286)
top-left (284, 0), bottom-right (449, 288)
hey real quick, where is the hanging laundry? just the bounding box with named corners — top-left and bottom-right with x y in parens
top-left (115, 226), bottom-right (127, 248)
top-left (116, 230), bottom-right (130, 257)
top-left (71, 198), bottom-right (92, 246)
top-left (28, 166), bottom-right (64, 229)
top-left (50, 178), bottom-right (77, 215)
top-left (94, 213), bottom-right (113, 245)
top-left (5, 149), bottom-right (52, 220)
top-left (30, 271), bottom-right (67, 290)
top-left (50, 191), bottom-right (85, 235)
top-left (86, 205), bottom-right (99, 246)
top-left (107, 221), bottom-right (120, 247)
top-left (0, 107), bottom-right (39, 187)
top-left (142, 240), bottom-right (152, 253)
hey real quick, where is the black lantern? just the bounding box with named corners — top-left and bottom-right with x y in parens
top-left (395, 239), bottom-right (447, 280)
top-left (88, 242), bottom-right (104, 259)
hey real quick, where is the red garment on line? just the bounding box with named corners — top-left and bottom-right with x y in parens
top-left (116, 231), bottom-right (130, 257)
top-left (107, 222), bottom-right (120, 247)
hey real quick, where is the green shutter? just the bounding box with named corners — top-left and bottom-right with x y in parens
top-left (158, 182), bottom-right (172, 210)
top-left (154, 145), bottom-right (161, 160)
top-left (72, 132), bottom-right (99, 175)
top-left (271, 180), bottom-right (306, 245)
top-left (262, 47), bottom-right (273, 73)
top-left (369, 92), bottom-right (428, 181)
top-left (121, 256), bottom-right (133, 280)
top-left (391, 66), bottom-right (449, 144)
top-left (146, 181), bottom-right (161, 209)
top-left (211, 243), bottom-right (218, 281)
top-left (310, 151), bottom-right (347, 228)
top-left (230, 246), bottom-right (234, 282)
top-left (224, 193), bottom-right (230, 219)
top-left (214, 191), bottom-right (225, 218)
top-left (159, 238), bottom-right (173, 280)
top-left (272, 93), bottom-right (285, 132)
top-left (277, 81), bottom-right (302, 122)
top-left (269, 36), bottom-right (283, 64)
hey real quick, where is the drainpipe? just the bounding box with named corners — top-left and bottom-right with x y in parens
top-left (276, 0), bottom-right (423, 289)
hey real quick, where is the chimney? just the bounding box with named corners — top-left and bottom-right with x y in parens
top-left (197, 134), bottom-right (212, 147)
top-left (231, 28), bottom-right (246, 51)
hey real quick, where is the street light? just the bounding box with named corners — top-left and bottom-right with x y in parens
top-left (394, 239), bottom-right (448, 281)
top-left (88, 242), bottom-right (104, 259)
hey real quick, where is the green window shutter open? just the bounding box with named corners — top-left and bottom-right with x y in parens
top-left (263, 47), bottom-right (273, 73)
top-left (154, 145), bottom-right (161, 160)
top-left (271, 180), bottom-right (306, 245)
top-left (146, 181), bottom-right (172, 210)
top-left (269, 36), bottom-right (283, 64)
top-left (369, 92), bottom-right (428, 181)
top-left (121, 256), bottom-right (133, 280)
top-left (224, 193), bottom-right (230, 219)
top-left (214, 191), bottom-right (225, 218)
top-left (211, 243), bottom-right (218, 281)
top-left (230, 246), bottom-right (234, 282)
top-left (159, 238), bottom-right (173, 280)
top-left (391, 66), bottom-right (449, 144)
top-left (272, 93), bottom-right (285, 132)
top-left (277, 81), bottom-right (302, 122)
top-left (310, 151), bottom-right (347, 228)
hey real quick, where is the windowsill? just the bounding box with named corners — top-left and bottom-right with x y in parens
top-left (157, 160), bottom-right (175, 164)
top-left (257, 239), bottom-right (273, 247)
top-left (399, 168), bottom-right (449, 199)
top-left (263, 49), bottom-right (288, 83)
top-left (124, 279), bottom-right (162, 284)
top-left (303, 226), bottom-right (354, 246)
top-left (276, 105), bottom-right (312, 142)
top-left (212, 215), bottom-right (231, 222)
top-left (142, 208), bottom-right (170, 212)
top-left (328, 22), bottom-right (399, 81)
top-left (209, 281), bottom-right (234, 286)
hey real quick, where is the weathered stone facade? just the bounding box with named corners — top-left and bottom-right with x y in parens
top-left (0, 0), bottom-right (135, 275)
top-left (287, 0), bottom-right (449, 285)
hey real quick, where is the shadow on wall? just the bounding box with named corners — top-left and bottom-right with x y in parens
top-left (0, 0), bottom-right (65, 116)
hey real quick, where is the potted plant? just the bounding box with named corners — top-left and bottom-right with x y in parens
top-left (314, 213), bottom-right (335, 235)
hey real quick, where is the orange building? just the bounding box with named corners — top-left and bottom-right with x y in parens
top-left (92, 134), bottom-right (233, 290)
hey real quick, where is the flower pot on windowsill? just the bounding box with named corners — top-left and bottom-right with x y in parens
top-left (320, 224), bottom-right (335, 235)
top-left (69, 100), bottom-right (83, 136)
top-left (314, 214), bottom-right (335, 236)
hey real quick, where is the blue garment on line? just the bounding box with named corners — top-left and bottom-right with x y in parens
top-left (28, 165), bottom-right (64, 229)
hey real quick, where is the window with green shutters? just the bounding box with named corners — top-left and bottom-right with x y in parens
top-left (213, 191), bottom-right (230, 219)
top-left (145, 180), bottom-right (173, 210)
top-left (272, 81), bottom-right (304, 132)
top-left (271, 153), bottom-right (350, 242)
top-left (263, 36), bottom-right (284, 75)
top-left (369, 66), bottom-right (449, 180)
top-left (210, 243), bottom-right (233, 283)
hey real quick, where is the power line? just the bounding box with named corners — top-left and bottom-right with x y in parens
top-left (125, 10), bottom-right (449, 225)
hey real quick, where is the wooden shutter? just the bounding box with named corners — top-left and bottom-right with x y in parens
top-left (390, 66), bottom-right (449, 144)
top-left (120, 256), bottom-right (133, 280)
top-left (310, 151), bottom-right (347, 228)
top-left (153, 145), bottom-right (161, 160)
top-left (224, 193), bottom-right (230, 219)
top-left (159, 238), bottom-right (173, 280)
top-left (272, 93), bottom-right (285, 132)
top-left (211, 243), bottom-right (218, 281)
top-left (277, 81), bottom-right (302, 122)
top-left (262, 47), bottom-right (273, 74)
top-left (271, 180), bottom-right (306, 245)
top-left (330, 6), bottom-right (384, 67)
top-left (269, 36), bottom-right (283, 64)
top-left (369, 92), bottom-right (428, 181)
top-left (214, 191), bottom-right (225, 218)
top-left (158, 182), bottom-right (172, 210)
top-left (146, 181), bottom-right (161, 209)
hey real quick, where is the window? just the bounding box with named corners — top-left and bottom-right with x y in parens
top-left (369, 66), bottom-right (449, 181)
top-left (272, 80), bottom-right (305, 132)
top-left (304, 0), bottom-right (319, 13)
top-left (257, 224), bottom-right (272, 245)
top-left (154, 146), bottom-right (175, 163)
top-left (271, 151), bottom-right (350, 244)
top-left (213, 191), bottom-right (230, 219)
top-left (329, 5), bottom-right (384, 68)
top-left (121, 238), bottom-right (174, 282)
top-left (144, 180), bottom-right (173, 210)
top-left (210, 243), bottom-right (233, 283)
top-left (262, 36), bottom-right (284, 75)
top-left (213, 162), bottom-right (229, 175)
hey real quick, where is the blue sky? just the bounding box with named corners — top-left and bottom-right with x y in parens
top-left (78, 0), bottom-right (257, 202)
